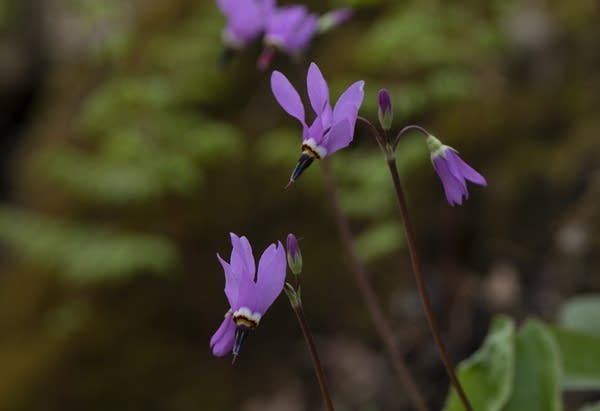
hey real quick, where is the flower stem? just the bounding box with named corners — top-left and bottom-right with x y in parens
top-left (292, 304), bottom-right (335, 411)
top-left (320, 159), bottom-right (430, 411)
top-left (385, 158), bottom-right (473, 411)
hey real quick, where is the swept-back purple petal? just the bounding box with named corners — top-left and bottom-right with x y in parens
top-left (447, 149), bottom-right (487, 186)
top-left (321, 119), bottom-right (352, 154)
top-left (433, 156), bottom-right (467, 206)
top-left (306, 115), bottom-right (325, 144)
top-left (229, 233), bottom-right (256, 280)
top-left (307, 63), bottom-right (330, 116)
top-left (217, 0), bottom-right (235, 15)
top-left (255, 242), bottom-right (286, 314)
top-left (332, 80), bottom-right (364, 127)
top-left (210, 314), bottom-right (236, 356)
top-left (217, 253), bottom-right (238, 307)
top-left (271, 71), bottom-right (306, 128)
top-left (286, 14), bottom-right (318, 52)
top-left (234, 272), bottom-right (261, 312)
top-left (223, 0), bottom-right (265, 44)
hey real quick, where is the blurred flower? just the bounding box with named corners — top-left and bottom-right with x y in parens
top-left (377, 89), bottom-right (393, 131)
top-left (271, 62), bottom-right (365, 184)
top-left (258, 5), bottom-right (352, 69)
top-left (264, 5), bottom-right (319, 54)
top-left (216, 0), bottom-right (274, 49)
top-left (286, 233), bottom-right (302, 275)
top-left (210, 233), bottom-right (286, 361)
top-left (426, 135), bottom-right (487, 206)
top-left (317, 8), bottom-right (353, 33)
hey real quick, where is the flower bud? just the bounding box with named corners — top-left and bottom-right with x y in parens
top-left (286, 233), bottom-right (303, 275)
top-left (378, 89), bottom-right (393, 131)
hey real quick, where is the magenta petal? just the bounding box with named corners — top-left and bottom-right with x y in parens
top-left (448, 150), bottom-right (487, 186)
top-left (210, 313), bottom-right (236, 357)
top-left (229, 233), bottom-right (256, 280)
top-left (332, 80), bottom-right (364, 127)
top-left (271, 71), bottom-right (306, 129)
top-left (217, 253), bottom-right (238, 307)
top-left (286, 14), bottom-right (318, 52)
top-left (234, 271), bottom-right (260, 312)
top-left (322, 118), bottom-right (352, 154)
top-left (254, 242), bottom-right (286, 314)
top-left (307, 116), bottom-right (325, 144)
top-left (433, 155), bottom-right (467, 206)
top-left (307, 63), bottom-right (330, 116)
top-left (217, 0), bottom-right (235, 15)
top-left (266, 5), bottom-right (308, 44)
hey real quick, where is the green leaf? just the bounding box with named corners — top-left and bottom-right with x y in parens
top-left (549, 326), bottom-right (600, 390)
top-left (558, 295), bottom-right (600, 336)
top-left (503, 320), bottom-right (562, 411)
top-left (443, 315), bottom-right (515, 411)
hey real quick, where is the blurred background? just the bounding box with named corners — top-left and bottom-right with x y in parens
top-left (0, 0), bottom-right (599, 410)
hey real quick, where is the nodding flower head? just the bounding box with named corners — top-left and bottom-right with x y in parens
top-left (271, 62), bottom-right (365, 185)
top-left (210, 233), bottom-right (286, 362)
top-left (426, 135), bottom-right (487, 206)
top-left (216, 0), bottom-right (274, 49)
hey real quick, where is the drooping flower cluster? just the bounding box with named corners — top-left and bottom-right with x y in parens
top-left (271, 62), bottom-right (365, 184)
top-left (210, 233), bottom-right (286, 361)
top-left (216, 0), bottom-right (351, 68)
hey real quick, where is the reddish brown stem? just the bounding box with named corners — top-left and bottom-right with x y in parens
top-left (321, 159), bottom-right (430, 411)
top-left (386, 158), bottom-right (473, 411)
top-left (293, 304), bottom-right (335, 411)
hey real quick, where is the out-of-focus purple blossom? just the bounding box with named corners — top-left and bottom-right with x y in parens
top-left (271, 62), bottom-right (365, 184)
top-left (264, 5), bottom-right (319, 54)
top-left (286, 233), bottom-right (302, 275)
top-left (210, 233), bottom-right (286, 361)
top-left (377, 89), bottom-right (393, 131)
top-left (426, 135), bottom-right (487, 206)
top-left (217, 0), bottom-right (275, 49)
top-left (317, 8), bottom-right (353, 33)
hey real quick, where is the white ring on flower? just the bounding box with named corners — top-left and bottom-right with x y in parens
top-left (233, 307), bottom-right (262, 328)
top-left (303, 138), bottom-right (327, 159)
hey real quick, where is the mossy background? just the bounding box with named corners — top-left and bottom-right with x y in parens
top-left (0, 0), bottom-right (599, 410)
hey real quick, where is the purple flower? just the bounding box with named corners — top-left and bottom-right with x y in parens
top-left (216, 0), bottom-right (274, 49)
top-left (377, 89), bottom-right (393, 131)
top-left (427, 135), bottom-right (487, 206)
top-left (271, 62), bottom-right (365, 183)
top-left (264, 5), bottom-right (319, 54)
top-left (286, 233), bottom-right (302, 275)
top-left (210, 233), bottom-right (286, 361)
